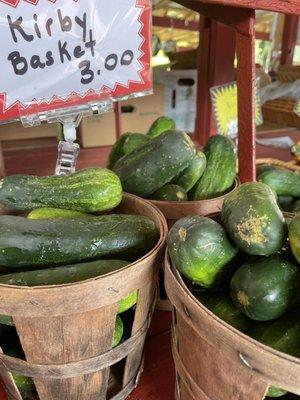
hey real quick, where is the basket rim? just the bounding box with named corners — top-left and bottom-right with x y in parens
top-left (0, 193), bottom-right (168, 316)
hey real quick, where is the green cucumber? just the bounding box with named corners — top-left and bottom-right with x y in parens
top-left (107, 133), bottom-right (131, 170)
top-left (203, 294), bottom-right (253, 332)
top-left (147, 117), bottom-right (176, 138)
top-left (0, 214), bottom-right (159, 268)
top-left (190, 135), bottom-right (236, 200)
top-left (123, 133), bottom-right (150, 155)
top-left (0, 168), bottom-right (122, 213)
top-left (259, 170), bottom-right (300, 197)
top-left (173, 152), bottom-right (207, 192)
top-left (289, 213), bottom-right (300, 264)
top-left (28, 208), bottom-right (90, 220)
top-left (113, 316), bottom-right (124, 348)
top-left (221, 182), bottom-right (287, 256)
top-left (277, 196), bottom-right (295, 212)
top-left (231, 255), bottom-right (300, 321)
top-left (256, 164), bottom-right (277, 178)
top-left (168, 216), bottom-right (238, 288)
top-left (151, 184), bottom-right (187, 202)
top-left (113, 130), bottom-right (196, 198)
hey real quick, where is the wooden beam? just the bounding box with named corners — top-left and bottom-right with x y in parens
top-left (236, 10), bottom-right (256, 183)
top-left (280, 15), bottom-right (299, 65)
top-left (153, 16), bottom-right (199, 31)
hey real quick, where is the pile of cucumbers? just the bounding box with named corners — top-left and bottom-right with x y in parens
top-left (0, 167), bottom-right (160, 396)
top-left (168, 181), bottom-right (300, 398)
top-left (108, 116), bottom-right (237, 202)
top-left (257, 164), bottom-right (300, 213)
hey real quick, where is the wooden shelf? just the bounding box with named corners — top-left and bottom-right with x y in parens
top-left (175, 0), bottom-right (300, 14)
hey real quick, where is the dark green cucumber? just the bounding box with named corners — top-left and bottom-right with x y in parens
top-left (173, 152), bottom-right (207, 192)
top-left (231, 255), bottom-right (300, 321)
top-left (0, 215), bottom-right (159, 268)
top-left (248, 311), bottom-right (300, 397)
top-left (0, 168), bottom-right (122, 213)
top-left (147, 117), bottom-right (176, 138)
top-left (256, 164), bottom-right (277, 178)
top-left (123, 133), bottom-right (150, 155)
top-left (202, 293), bottom-right (253, 332)
top-left (277, 196), bottom-right (295, 212)
top-left (151, 184), bottom-right (187, 202)
top-left (289, 213), bottom-right (300, 264)
top-left (221, 182), bottom-right (287, 256)
top-left (259, 169), bottom-right (300, 197)
top-left (190, 135), bottom-right (236, 200)
top-left (113, 130), bottom-right (196, 198)
top-left (168, 216), bottom-right (238, 288)
top-left (107, 133), bottom-right (131, 170)
top-left (28, 208), bottom-right (90, 219)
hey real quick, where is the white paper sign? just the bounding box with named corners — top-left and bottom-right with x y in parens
top-left (0, 0), bottom-right (151, 121)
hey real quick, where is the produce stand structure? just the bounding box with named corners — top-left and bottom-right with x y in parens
top-left (173, 0), bottom-right (300, 183)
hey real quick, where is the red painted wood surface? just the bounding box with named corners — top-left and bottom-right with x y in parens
top-left (236, 10), bottom-right (256, 182)
top-left (195, 17), bottom-right (235, 144)
top-left (175, 0), bottom-right (300, 15)
top-left (280, 15), bottom-right (299, 65)
top-left (153, 16), bottom-right (199, 31)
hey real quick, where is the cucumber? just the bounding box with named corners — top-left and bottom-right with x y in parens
top-left (123, 133), bottom-right (150, 155)
top-left (168, 216), bottom-right (238, 288)
top-left (277, 196), bottom-right (295, 212)
top-left (291, 199), bottom-right (300, 213)
top-left (173, 152), bottom-right (207, 192)
top-left (231, 255), bottom-right (300, 321)
top-left (289, 213), bottom-right (300, 264)
top-left (113, 130), bottom-right (196, 198)
top-left (150, 184), bottom-right (187, 202)
top-left (221, 182), bottom-right (287, 256)
top-left (259, 170), bottom-right (300, 197)
top-left (256, 164), bottom-right (277, 178)
top-left (190, 135), bottom-right (236, 200)
top-left (0, 168), bottom-right (122, 213)
top-left (113, 316), bottom-right (124, 348)
top-left (28, 208), bottom-right (90, 219)
top-left (107, 133), bottom-right (131, 170)
top-left (0, 215), bottom-right (159, 268)
top-left (147, 117), bottom-right (176, 138)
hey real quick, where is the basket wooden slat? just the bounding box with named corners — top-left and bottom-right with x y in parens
top-left (0, 193), bottom-right (168, 400)
top-left (277, 65), bottom-right (300, 83)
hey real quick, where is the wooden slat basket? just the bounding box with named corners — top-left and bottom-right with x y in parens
top-left (164, 213), bottom-right (300, 400)
top-left (0, 193), bottom-right (168, 400)
top-left (262, 98), bottom-right (300, 128)
top-left (150, 179), bottom-right (240, 312)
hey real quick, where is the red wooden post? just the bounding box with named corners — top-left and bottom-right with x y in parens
top-left (195, 18), bottom-right (235, 145)
top-left (280, 15), bottom-right (299, 65)
top-left (236, 10), bottom-right (256, 183)
top-left (114, 101), bottom-right (122, 139)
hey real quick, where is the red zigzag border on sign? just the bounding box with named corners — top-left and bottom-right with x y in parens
top-left (0, 0), bottom-right (78, 7)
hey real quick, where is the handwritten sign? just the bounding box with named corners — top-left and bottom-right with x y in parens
top-left (0, 0), bottom-right (151, 121)
top-left (210, 81), bottom-right (263, 137)
top-left (294, 100), bottom-right (300, 117)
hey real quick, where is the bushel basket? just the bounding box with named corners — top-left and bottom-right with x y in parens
top-left (0, 193), bottom-right (168, 400)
